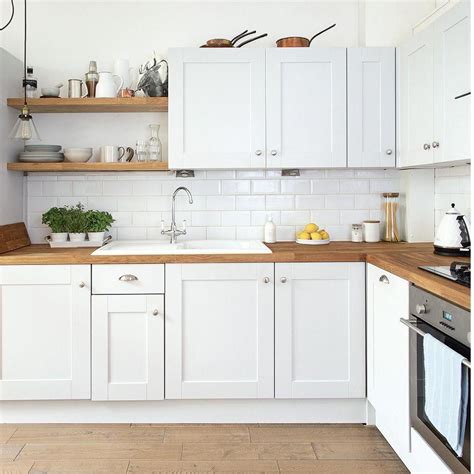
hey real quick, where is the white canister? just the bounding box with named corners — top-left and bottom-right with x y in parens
top-left (363, 220), bottom-right (381, 243)
top-left (351, 224), bottom-right (363, 243)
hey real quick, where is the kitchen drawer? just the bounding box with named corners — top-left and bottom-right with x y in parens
top-left (92, 264), bottom-right (164, 294)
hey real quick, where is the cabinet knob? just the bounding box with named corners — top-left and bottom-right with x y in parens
top-left (280, 277), bottom-right (288, 283)
top-left (432, 141), bottom-right (440, 148)
top-left (119, 274), bottom-right (138, 282)
top-left (255, 150), bottom-right (263, 156)
top-left (270, 150), bottom-right (278, 156)
top-left (385, 149), bottom-right (393, 155)
top-left (423, 143), bottom-right (431, 150)
top-left (79, 281), bottom-right (86, 288)
top-left (379, 275), bottom-right (390, 284)
top-left (153, 309), bottom-right (159, 316)
top-left (263, 277), bottom-right (271, 284)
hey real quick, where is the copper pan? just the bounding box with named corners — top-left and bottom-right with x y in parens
top-left (276, 23), bottom-right (336, 47)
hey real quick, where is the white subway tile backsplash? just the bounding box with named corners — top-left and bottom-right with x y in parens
top-left (25, 168), bottom-right (414, 243)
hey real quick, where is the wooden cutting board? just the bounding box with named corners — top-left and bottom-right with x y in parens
top-left (0, 222), bottom-right (31, 254)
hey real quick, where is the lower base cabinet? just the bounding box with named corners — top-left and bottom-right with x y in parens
top-left (165, 263), bottom-right (275, 399)
top-left (92, 294), bottom-right (164, 400)
top-left (0, 265), bottom-right (91, 400)
top-left (275, 262), bottom-right (366, 399)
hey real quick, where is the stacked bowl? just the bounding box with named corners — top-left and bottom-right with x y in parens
top-left (19, 144), bottom-right (64, 163)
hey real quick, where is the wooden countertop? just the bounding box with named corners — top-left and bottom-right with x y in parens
top-left (0, 241), bottom-right (469, 309)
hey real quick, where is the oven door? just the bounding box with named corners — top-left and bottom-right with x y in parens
top-left (408, 317), bottom-right (470, 474)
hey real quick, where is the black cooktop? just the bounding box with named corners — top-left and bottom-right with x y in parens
top-left (419, 261), bottom-right (471, 288)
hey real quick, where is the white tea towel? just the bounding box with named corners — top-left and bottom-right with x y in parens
top-left (423, 333), bottom-right (469, 456)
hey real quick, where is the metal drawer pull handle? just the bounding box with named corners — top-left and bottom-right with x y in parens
top-left (432, 141), bottom-right (440, 148)
top-left (263, 277), bottom-right (271, 283)
top-left (255, 150), bottom-right (263, 156)
top-left (119, 274), bottom-right (138, 282)
top-left (271, 150), bottom-right (278, 156)
top-left (423, 143), bottom-right (431, 150)
top-left (379, 275), bottom-right (390, 284)
top-left (79, 282), bottom-right (86, 288)
top-left (153, 309), bottom-right (159, 316)
top-left (399, 318), bottom-right (471, 369)
top-left (280, 277), bottom-right (288, 283)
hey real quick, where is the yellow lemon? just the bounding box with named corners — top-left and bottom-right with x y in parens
top-left (298, 231), bottom-right (311, 240)
top-left (305, 223), bottom-right (319, 233)
top-left (320, 231), bottom-right (329, 240)
top-left (311, 232), bottom-right (322, 240)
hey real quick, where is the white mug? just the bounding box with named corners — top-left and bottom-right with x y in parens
top-left (363, 220), bottom-right (381, 243)
top-left (100, 145), bottom-right (125, 163)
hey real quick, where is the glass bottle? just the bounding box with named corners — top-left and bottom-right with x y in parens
top-left (383, 192), bottom-right (400, 242)
top-left (25, 66), bottom-right (38, 98)
top-left (136, 140), bottom-right (148, 162)
top-left (148, 124), bottom-right (162, 162)
top-left (85, 60), bottom-right (99, 98)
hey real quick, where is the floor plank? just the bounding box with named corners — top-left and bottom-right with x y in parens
top-left (278, 459), bottom-right (409, 473)
top-left (163, 426), bottom-right (250, 443)
top-left (29, 460), bottom-right (129, 473)
top-left (127, 460), bottom-right (279, 473)
top-left (249, 425), bottom-right (384, 443)
top-left (181, 443), bottom-right (316, 461)
top-left (312, 441), bottom-right (399, 460)
top-left (10, 427), bottom-right (164, 445)
top-left (0, 445), bottom-right (24, 462)
top-left (17, 443), bottom-right (181, 461)
top-left (0, 427), bottom-right (17, 445)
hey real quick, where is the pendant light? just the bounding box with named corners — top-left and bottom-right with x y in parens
top-left (9, 0), bottom-right (41, 141)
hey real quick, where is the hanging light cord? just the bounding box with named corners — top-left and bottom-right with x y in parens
top-left (23, 0), bottom-right (27, 106)
top-left (0, 0), bottom-right (14, 31)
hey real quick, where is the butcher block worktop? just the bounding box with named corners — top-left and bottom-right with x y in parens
top-left (0, 241), bottom-right (469, 308)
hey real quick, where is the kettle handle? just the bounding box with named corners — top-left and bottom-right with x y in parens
top-left (457, 215), bottom-right (471, 248)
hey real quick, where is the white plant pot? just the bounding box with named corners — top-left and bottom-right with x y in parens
top-left (50, 232), bottom-right (68, 243)
top-left (88, 231), bottom-right (106, 242)
top-left (69, 232), bottom-right (86, 242)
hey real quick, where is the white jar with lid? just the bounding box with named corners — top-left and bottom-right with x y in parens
top-left (363, 220), bottom-right (381, 243)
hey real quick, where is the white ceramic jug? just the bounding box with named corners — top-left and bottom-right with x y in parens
top-left (95, 71), bottom-right (123, 98)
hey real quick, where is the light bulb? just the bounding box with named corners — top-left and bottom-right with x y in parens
top-left (9, 106), bottom-right (41, 141)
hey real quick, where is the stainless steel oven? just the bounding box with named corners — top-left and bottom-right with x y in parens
top-left (401, 285), bottom-right (470, 474)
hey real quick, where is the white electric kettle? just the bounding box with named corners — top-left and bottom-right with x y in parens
top-left (434, 203), bottom-right (471, 256)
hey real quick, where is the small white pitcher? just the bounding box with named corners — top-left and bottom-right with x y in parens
top-left (95, 71), bottom-right (123, 98)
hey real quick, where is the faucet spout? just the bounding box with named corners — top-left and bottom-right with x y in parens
top-left (173, 186), bottom-right (193, 204)
top-left (162, 187), bottom-right (194, 243)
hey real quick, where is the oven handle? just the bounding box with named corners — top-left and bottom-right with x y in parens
top-left (400, 318), bottom-right (471, 370)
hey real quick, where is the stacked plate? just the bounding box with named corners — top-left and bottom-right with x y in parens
top-left (19, 144), bottom-right (64, 163)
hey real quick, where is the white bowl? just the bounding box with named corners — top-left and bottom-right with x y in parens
top-left (64, 148), bottom-right (93, 162)
top-left (41, 87), bottom-right (61, 97)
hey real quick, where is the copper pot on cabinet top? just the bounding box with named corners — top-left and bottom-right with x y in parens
top-left (276, 23), bottom-right (336, 47)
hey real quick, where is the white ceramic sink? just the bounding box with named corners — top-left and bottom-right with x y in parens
top-left (92, 240), bottom-right (272, 255)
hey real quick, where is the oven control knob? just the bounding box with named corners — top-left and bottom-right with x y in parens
top-left (416, 304), bottom-right (428, 314)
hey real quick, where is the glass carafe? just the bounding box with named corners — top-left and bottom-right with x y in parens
top-left (148, 124), bottom-right (162, 162)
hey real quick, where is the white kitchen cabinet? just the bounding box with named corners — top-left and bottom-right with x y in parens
top-left (433, 0), bottom-right (470, 164)
top-left (275, 262), bottom-right (365, 399)
top-left (169, 48), bottom-right (266, 169)
top-left (348, 48), bottom-right (396, 168)
top-left (166, 263), bottom-right (274, 399)
top-left (366, 264), bottom-right (410, 464)
top-left (92, 294), bottom-right (164, 401)
top-left (266, 48), bottom-right (346, 168)
top-left (400, 1), bottom-right (470, 167)
top-left (0, 265), bottom-right (90, 400)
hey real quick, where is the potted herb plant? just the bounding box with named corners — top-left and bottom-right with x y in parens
top-left (65, 203), bottom-right (88, 242)
top-left (86, 210), bottom-right (115, 242)
top-left (41, 207), bottom-right (69, 242)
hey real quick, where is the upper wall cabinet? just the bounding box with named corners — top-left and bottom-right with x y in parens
top-left (347, 48), bottom-right (396, 168)
top-left (169, 49), bottom-right (266, 170)
top-left (400, 1), bottom-right (470, 167)
top-left (266, 48), bottom-right (346, 168)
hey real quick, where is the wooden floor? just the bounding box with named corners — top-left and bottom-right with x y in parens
top-left (0, 423), bottom-right (408, 473)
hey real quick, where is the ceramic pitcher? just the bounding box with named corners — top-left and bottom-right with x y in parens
top-left (95, 71), bottom-right (123, 98)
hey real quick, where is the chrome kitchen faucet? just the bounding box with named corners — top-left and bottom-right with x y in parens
top-left (161, 186), bottom-right (194, 243)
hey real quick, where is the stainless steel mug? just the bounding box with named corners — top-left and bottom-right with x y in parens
top-left (68, 79), bottom-right (88, 98)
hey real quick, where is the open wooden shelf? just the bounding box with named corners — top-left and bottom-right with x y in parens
top-left (7, 97), bottom-right (168, 113)
top-left (7, 161), bottom-right (170, 172)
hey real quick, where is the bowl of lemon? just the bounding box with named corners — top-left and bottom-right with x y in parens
top-left (296, 223), bottom-right (330, 245)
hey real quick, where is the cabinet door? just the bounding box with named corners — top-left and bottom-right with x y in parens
top-left (92, 294), bottom-right (164, 400)
top-left (266, 48), bottom-right (346, 168)
top-left (348, 48), bottom-right (396, 168)
top-left (0, 265), bottom-right (90, 400)
top-left (366, 265), bottom-right (410, 461)
top-left (275, 263), bottom-right (365, 399)
top-left (400, 27), bottom-right (435, 167)
top-left (169, 48), bottom-right (266, 169)
top-left (434, 0), bottom-right (470, 164)
top-left (166, 263), bottom-right (274, 399)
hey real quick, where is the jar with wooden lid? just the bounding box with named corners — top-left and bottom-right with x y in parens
top-left (383, 192), bottom-right (400, 242)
